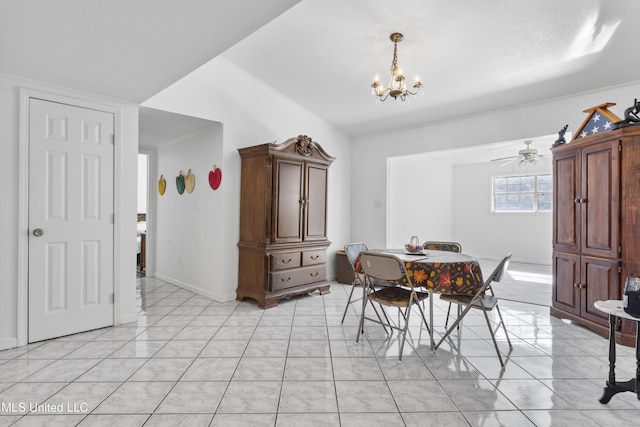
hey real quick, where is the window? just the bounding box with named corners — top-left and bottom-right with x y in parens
top-left (492, 173), bottom-right (552, 212)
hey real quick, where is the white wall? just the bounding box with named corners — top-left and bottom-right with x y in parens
top-left (352, 81), bottom-right (640, 257)
top-left (0, 74), bottom-right (139, 350)
top-left (154, 125), bottom-right (225, 299)
top-left (451, 161), bottom-right (552, 264)
top-left (143, 58), bottom-right (352, 302)
top-left (387, 153), bottom-right (454, 248)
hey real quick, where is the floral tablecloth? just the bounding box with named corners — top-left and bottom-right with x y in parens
top-left (358, 249), bottom-right (484, 296)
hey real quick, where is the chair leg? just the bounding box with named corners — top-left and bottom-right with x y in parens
top-left (414, 296), bottom-right (431, 339)
top-left (355, 286), bottom-right (368, 343)
top-left (494, 304), bottom-right (512, 349)
top-left (429, 295), bottom-right (434, 351)
top-left (480, 304), bottom-right (505, 368)
top-left (397, 301), bottom-right (413, 362)
top-left (444, 302), bottom-right (452, 328)
top-left (340, 281), bottom-right (359, 323)
top-left (444, 302), bottom-right (462, 331)
top-left (379, 303), bottom-right (393, 328)
top-left (435, 298), bottom-right (477, 350)
top-left (369, 299), bottom-right (389, 335)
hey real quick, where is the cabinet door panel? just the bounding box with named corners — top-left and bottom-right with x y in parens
top-left (552, 252), bottom-right (580, 315)
top-left (304, 164), bottom-right (328, 241)
top-left (581, 256), bottom-right (620, 326)
top-left (273, 159), bottom-right (303, 243)
top-left (581, 141), bottom-right (620, 258)
top-left (553, 150), bottom-right (580, 252)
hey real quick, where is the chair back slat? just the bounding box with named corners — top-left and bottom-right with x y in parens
top-left (344, 243), bottom-right (368, 268)
top-left (359, 251), bottom-right (406, 284)
top-left (486, 253), bottom-right (512, 284)
top-left (423, 241), bottom-right (462, 253)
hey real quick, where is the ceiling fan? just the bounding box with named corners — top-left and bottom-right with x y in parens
top-left (491, 140), bottom-right (544, 166)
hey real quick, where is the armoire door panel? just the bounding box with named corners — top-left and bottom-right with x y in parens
top-left (552, 252), bottom-right (580, 315)
top-left (273, 159), bottom-right (303, 243)
top-left (304, 164), bottom-right (328, 241)
top-left (581, 256), bottom-right (619, 325)
top-left (581, 141), bottom-right (620, 258)
top-left (553, 152), bottom-right (580, 251)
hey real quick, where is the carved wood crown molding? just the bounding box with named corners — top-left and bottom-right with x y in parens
top-left (295, 135), bottom-right (313, 156)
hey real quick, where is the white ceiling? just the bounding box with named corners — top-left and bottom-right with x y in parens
top-left (0, 0), bottom-right (301, 102)
top-left (2, 0), bottom-right (639, 144)
top-left (139, 107), bottom-right (218, 147)
top-left (221, 0), bottom-right (640, 137)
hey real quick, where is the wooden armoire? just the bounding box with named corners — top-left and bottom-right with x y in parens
top-left (551, 126), bottom-right (640, 346)
top-left (237, 135), bottom-right (335, 308)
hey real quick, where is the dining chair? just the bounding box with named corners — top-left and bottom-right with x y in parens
top-left (423, 241), bottom-right (462, 253)
top-left (341, 243), bottom-right (390, 331)
top-left (356, 251), bottom-right (431, 362)
top-left (435, 253), bottom-right (513, 367)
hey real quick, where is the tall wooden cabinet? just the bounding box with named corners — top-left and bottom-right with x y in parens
top-left (552, 127), bottom-right (640, 346)
top-left (237, 135), bottom-right (335, 308)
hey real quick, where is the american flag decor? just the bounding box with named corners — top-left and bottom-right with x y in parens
top-left (574, 102), bottom-right (621, 140)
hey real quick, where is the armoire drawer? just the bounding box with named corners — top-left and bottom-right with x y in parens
top-left (302, 249), bottom-right (326, 266)
top-left (271, 251), bottom-right (301, 271)
top-left (271, 264), bottom-right (326, 291)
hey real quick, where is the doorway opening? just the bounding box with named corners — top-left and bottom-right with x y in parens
top-left (137, 153), bottom-right (148, 277)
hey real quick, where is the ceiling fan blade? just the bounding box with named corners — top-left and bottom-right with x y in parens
top-left (491, 155), bottom-right (519, 162)
top-left (498, 158), bottom-right (520, 167)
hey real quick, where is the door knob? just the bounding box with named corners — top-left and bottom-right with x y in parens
top-left (33, 228), bottom-right (44, 237)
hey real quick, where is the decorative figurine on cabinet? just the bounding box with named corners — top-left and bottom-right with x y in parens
top-left (613, 98), bottom-right (640, 129)
top-left (552, 124), bottom-right (568, 148)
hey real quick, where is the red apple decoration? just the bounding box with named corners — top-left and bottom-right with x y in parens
top-left (209, 165), bottom-right (222, 190)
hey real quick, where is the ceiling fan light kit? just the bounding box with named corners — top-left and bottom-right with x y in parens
top-left (371, 32), bottom-right (424, 103)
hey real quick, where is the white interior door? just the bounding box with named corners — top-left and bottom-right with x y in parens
top-left (28, 98), bottom-right (115, 342)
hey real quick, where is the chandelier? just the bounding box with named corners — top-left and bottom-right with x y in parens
top-left (371, 32), bottom-right (424, 102)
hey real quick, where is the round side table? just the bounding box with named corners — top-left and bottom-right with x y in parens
top-left (593, 300), bottom-right (640, 403)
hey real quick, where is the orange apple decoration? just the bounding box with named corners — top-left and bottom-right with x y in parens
top-left (209, 165), bottom-right (222, 190)
top-left (184, 169), bottom-right (195, 193)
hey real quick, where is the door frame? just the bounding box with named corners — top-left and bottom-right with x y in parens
top-left (138, 147), bottom-right (156, 277)
top-left (17, 88), bottom-right (125, 347)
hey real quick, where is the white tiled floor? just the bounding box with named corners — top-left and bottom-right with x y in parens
top-left (1, 265), bottom-right (639, 426)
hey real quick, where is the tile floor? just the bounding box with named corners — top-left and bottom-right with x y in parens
top-left (1, 263), bottom-right (639, 426)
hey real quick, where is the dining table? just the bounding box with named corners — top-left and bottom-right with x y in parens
top-left (357, 248), bottom-right (485, 350)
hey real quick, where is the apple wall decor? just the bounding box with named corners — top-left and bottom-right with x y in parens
top-left (176, 171), bottom-right (185, 195)
top-left (157, 174), bottom-right (166, 196)
top-left (209, 165), bottom-right (222, 190)
top-left (185, 169), bottom-right (196, 194)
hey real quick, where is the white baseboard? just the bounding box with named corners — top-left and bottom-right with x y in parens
top-left (118, 313), bottom-right (138, 325)
top-left (0, 337), bottom-right (18, 351)
top-left (153, 274), bottom-right (336, 305)
top-left (155, 273), bottom-right (230, 303)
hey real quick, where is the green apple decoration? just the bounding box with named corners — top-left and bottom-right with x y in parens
top-left (176, 171), bottom-right (185, 195)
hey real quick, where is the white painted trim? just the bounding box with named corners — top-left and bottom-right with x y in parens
top-left (154, 273), bottom-right (236, 303)
top-left (0, 337), bottom-right (18, 351)
top-left (18, 87), bottom-right (125, 345)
